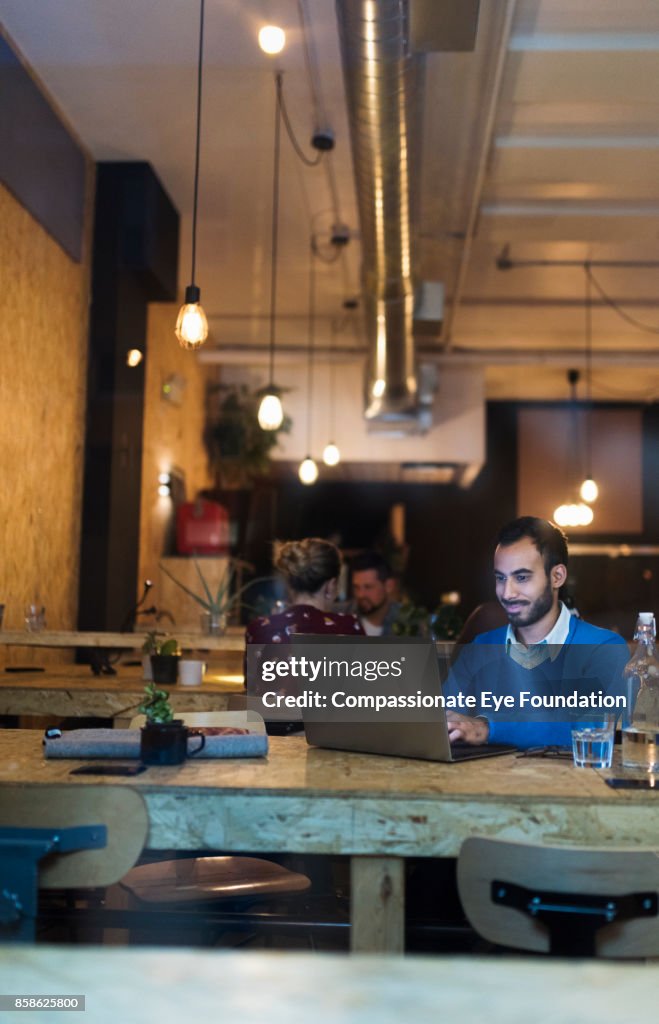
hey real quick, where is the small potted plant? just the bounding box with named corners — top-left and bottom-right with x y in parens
top-left (138, 683), bottom-right (205, 765)
top-left (143, 632), bottom-right (180, 685)
top-left (139, 681), bottom-right (176, 725)
top-left (159, 559), bottom-right (270, 635)
top-left (138, 682), bottom-right (184, 765)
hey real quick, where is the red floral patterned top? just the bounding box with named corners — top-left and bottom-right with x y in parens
top-left (245, 603), bottom-right (364, 645)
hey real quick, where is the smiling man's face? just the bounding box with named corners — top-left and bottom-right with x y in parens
top-left (494, 537), bottom-right (558, 632)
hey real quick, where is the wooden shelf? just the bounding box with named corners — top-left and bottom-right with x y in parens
top-left (0, 629), bottom-right (245, 652)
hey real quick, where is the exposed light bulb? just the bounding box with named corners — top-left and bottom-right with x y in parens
top-left (258, 25), bottom-right (286, 54)
top-left (157, 470), bottom-right (171, 498)
top-left (258, 392), bottom-right (284, 430)
top-left (579, 477), bottom-right (599, 503)
top-left (554, 504), bottom-right (569, 527)
top-left (553, 502), bottom-right (594, 528)
top-left (175, 286), bottom-right (208, 349)
top-left (322, 442), bottom-right (340, 467)
top-left (299, 456), bottom-right (318, 485)
top-left (126, 348), bottom-right (143, 367)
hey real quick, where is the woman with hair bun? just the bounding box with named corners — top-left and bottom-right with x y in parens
top-left (246, 538), bottom-right (364, 644)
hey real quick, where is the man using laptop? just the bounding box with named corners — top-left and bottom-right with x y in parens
top-left (445, 516), bottom-right (629, 749)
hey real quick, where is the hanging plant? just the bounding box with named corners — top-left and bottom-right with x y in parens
top-left (204, 383), bottom-right (292, 488)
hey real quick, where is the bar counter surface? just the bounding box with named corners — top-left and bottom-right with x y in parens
top-left (1, 948), bottom-right (657, 1024)
top-left (0, 730), bottom-right (656, 950)
top-left (0, 664), bottom-right (243, 718)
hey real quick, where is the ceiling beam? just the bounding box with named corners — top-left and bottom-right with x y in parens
top-left (198, 345), bottom-right (659, 367)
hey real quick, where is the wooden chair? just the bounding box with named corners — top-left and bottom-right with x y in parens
top-left (457, 837), bottom-right (659, 957)
top-left (0, 783), bottom-right (148, 942)
top-left (121, 711), bottom-right (313, 944)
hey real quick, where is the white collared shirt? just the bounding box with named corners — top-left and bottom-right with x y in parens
top-left (505, 601), bottom-right (571, 668)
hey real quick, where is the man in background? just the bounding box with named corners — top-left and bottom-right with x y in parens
top-left (350, 551), bottom-right (401, 636)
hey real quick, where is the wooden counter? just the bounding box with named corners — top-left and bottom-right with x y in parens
top-left (0, 664), bottom-right (243, 719)
top-left (1, 948), bottom-right (657, 1024)
top-left (0, 731), bottom-right (656, 951)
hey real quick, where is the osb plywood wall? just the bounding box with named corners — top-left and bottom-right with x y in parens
top-left (138, 302), bottom-right (214, 619)
top-left (0, 181), bottom-right (92, 665)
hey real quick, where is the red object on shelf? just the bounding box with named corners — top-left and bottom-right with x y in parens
top-left (176, 500), bottom-right (230, 555)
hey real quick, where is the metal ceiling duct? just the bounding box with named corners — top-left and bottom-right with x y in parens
top-left (336, 0), bottom-right (423, 421)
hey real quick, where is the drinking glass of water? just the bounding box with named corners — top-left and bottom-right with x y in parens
top-left (571, 716), bottom-right (616, 769)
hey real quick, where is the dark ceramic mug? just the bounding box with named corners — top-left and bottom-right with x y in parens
top-left (140, 721), bottom-right (206, 765)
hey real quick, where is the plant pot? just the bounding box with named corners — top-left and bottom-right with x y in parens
top-left (150, 654), bottom-right (180, 685)
top-left (140, 720), bottom-right (187, 765)
top-left (200, 611), bottom-right (226, 636)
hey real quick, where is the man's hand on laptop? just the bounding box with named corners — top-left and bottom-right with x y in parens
top-left (447, 712), bottom-right (489, 745)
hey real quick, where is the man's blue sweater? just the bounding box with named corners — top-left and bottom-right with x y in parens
top-left (446, 616), bottom-right (629, 749)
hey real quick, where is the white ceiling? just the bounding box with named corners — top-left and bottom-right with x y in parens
top-left (4, 0), bottom-right (659, 401)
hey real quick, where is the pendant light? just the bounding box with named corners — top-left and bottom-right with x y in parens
top-left (299, 241), bottom-right (318, 485)
top-left (579, 265), bottom-right (599, 504)
top-left (553, 368), bottom-right (594, 527)
top-left (175, 0), bottom-right (209, 350)
top-left (258, 25), bottom-right (286, 55)
top-left (322, 317), bottom-right (341, 466)
top-left (258, 72), bottom-right (285, 431)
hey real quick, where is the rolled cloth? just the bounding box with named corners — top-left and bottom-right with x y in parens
top-left (43, 728), bottom-right (268, 759)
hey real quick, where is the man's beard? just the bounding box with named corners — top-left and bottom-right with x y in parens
top-left (356, 595), bottom-right (387, 616)
top-left (502, 583), bottom-right (553, 629)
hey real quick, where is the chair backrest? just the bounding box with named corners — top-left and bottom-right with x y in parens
top-left (128, 710), bottom-right (265, 733)
top-left (0, 783), bottom-right (148, 888)
top-left (457, 836), bottom-right (659, 957)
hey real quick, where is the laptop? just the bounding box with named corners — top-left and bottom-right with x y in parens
top-left (289, 634), bottom-right (517, 763)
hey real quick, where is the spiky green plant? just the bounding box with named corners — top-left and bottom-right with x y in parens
top-left (159, 559), bottom-right (271, 618)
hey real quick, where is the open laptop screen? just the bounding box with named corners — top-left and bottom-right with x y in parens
top-left (246, 634), bottom-right (515, 761)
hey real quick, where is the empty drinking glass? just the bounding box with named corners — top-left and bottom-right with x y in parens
top-left (25, 604), bottom-right (46, 632)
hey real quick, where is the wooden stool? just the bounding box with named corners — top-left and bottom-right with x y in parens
top-left (121, 856), bottom-right (311, 903)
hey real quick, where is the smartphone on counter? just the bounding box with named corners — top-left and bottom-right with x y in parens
top-left (605, 777), bottom-right (658, 790)
top-left (69, 764), bottom-right (147, 777)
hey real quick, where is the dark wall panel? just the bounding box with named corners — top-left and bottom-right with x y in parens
top-left (78, 162), bottom-right (179, 631)
top-left (0, 33), bottom-right (85, 261)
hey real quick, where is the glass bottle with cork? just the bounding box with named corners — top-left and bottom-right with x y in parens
top-left (622, 611), bottom-right (659, 771)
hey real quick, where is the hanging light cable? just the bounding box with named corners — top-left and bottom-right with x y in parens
top-left (258, 72), bottom-right (285, 431)
top-left (580, 264), bottom-right (599, 504)
top-left (175, 0), bottom-right (209, 350)
top-left (553, 368), bottom-right (594, 527)
top-left (299, 241), bottom-right (319, 485)
top-left (322, 316), bottom-right (340, 466)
